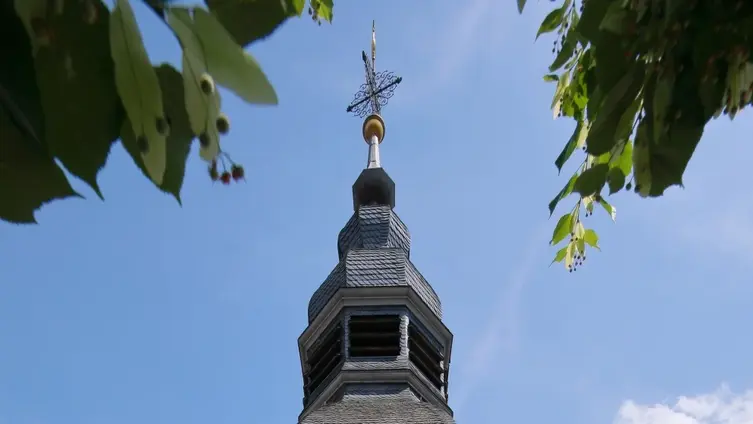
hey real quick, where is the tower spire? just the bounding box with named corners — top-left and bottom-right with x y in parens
top-left (371, 20), bottom-right (376, 71)
top-left (346, 21), bottom-right (402, 170)
top-left (297, 20), bottom-right (454, 424)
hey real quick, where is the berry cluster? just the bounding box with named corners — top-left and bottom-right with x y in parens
top-left (307, 1), bottom-right (324, 25)
top-left (208, 153), bottom-right (245, 186)
top-left (568, 248), bottom-right (586, 272)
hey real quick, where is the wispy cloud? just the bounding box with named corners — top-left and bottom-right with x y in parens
top-left (397, 0), bottom-right (509, 104)
top-left (429, 0), bottom-right (494, 88)
top-left (451, 224), bottom-right (547, 412)
top-left (615, 385), bottom-right (753, 424)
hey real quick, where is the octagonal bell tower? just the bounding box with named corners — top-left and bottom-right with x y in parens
top-left (296, 22), bottom-right (455, 424)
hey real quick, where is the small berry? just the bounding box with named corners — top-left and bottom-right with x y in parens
top-left (199, 132), bottom-right (210, 148)
top-left (220, 171), bottom-right (231, 185)
top-left (156, 116), bottom-right (169, 136)
top-left (199, 73), bottom-right (215, 95)
top-left (626, 182), bottom-right (632, 191)
top-left (216, 113), bottom-right (230, 135)
top-left (209, 161), bottom-right (219, 181)
top-left (231, 164), bottom-right (245, 181)
top-left (136, 135), bottom-right (149, 153)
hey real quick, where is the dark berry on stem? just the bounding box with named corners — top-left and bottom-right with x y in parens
top-left (220, 171), bottom-right (231, 185)
top-left (216, 114), bottom-right (230, 135)
top-left (156, 117), bottom-right (169, 136)
top-left (199, 74), bottom-right (215, 94)
top-left (231, 164), bottom-right (245, 181)
top-left (209, 160), bottom-right (219, 181)
top-left (199, 132), bottom-right (210, 148)
top-left (137, 135), bottom-right (149, 153)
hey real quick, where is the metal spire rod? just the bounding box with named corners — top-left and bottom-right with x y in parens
top-left (371, 20), bottom-right (376, 72)
top-left (346, 20), bottom-right (402, 169)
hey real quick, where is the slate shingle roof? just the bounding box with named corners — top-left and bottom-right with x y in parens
top-left (307, 205), bottom-right (442, 323)
top-left (301, 192), bottom-right (454, 423)
top-left (300, 385), bottom-right (455, 424)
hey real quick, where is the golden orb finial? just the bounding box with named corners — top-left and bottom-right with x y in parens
top-left (362, 114), bottom-right (385, 144)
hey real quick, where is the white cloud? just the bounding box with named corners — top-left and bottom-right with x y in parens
top-left (616, 386), bottom-right (753, 424)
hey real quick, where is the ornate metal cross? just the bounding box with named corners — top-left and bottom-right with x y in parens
top-left (346, 21), bottom-right (402, 118)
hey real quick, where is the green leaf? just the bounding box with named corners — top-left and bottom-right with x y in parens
top-left (584, 194), bottom-right (594, 214)
top-left (574, 164), bottom-right (608, 196)
top-left (537, 7), bottom-right (565, 39)
top-left (647, 117), bottom-right (705, 197)
top-left (35, 0), bottom-right (122, 199)
top-left (564, 243), bottom-right (575, 270)
top-left (121, 65), bottom-right (194, 203)
top-left (548, 172), bottom-right (578, 215)
top-left (549, 31), bottom-right (577, 72)
top-left (3, 1), bottom-right (45, 153)
top-left (615, 96), bottom-right (641, 144)
top-left (191, 8), bottom-right (278, 105)
top-left (606, 167), bottom-right (625, 194)
top-left (291, 0), bottom-right (306, 15)
top-left (313, 0), bottom-right (334, 21)
top-left (544, 74), bottom-right (559, 82)
top-left (551, 212), bottom-right (573, 245)
top-left (665, 0), bottom-right (684, 22)
top-left (586, 63), bottom-right (644, 156)
top-left (594, 151), bottom-right (611, 165)
top-left (583, 229), bottom-right (600, 249)
top-left (205, 0), bottom-right (309, 47)
top-left (698, 71), bottom-right (725, 118)
top-left (551, 245), bottom-right (569, 265)
top-left (598, 197), bottom-right (617, 221)
top-left (167, 7), bottom-right (222, 162)
top-left (551, 70), bottom-right (571, 115)
top-left (555, 120), bottom-right (588, 172)
top-left (618, 141), bottom-right (633, 176)
top-left (593, 32), bottom-right (631, 96)
top-left (632, 118), bottom-right (651, 197)
top-left (518, 0), bottom-right (527, 13)
top-left (110, 0), bottom-right (167, 184)
top-left (576, 0), bottom-right (610, 42)
top-left (599, 1), bottom-right (627, 34)
top-left (0, 108), bottom-right (80, 224)
top-left (652, 76), bottom-right (674, 143)
top-left (587, 86), bottom-right (602, 122)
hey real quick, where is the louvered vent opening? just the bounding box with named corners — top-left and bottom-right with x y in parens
top-left (408, 323), bottom-right (443, 391)
top-left (348, 315), bottom-right (401, 357)
top-left (305, 323), bottom-right (343, 395)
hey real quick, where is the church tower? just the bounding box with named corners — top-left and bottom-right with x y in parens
top-left (297, 23), bottom-right (456, 424)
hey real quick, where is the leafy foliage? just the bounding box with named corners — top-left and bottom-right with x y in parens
top-left (520, 0), bottom-right (753, 271)
top-left (0, 0), bottom-right (333, 224)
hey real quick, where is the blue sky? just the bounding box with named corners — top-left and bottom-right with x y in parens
top-left (2, 1), bottom-right (753, 424)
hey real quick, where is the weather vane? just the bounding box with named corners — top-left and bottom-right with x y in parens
top-left (346, 21), bottom-right (403, 118)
